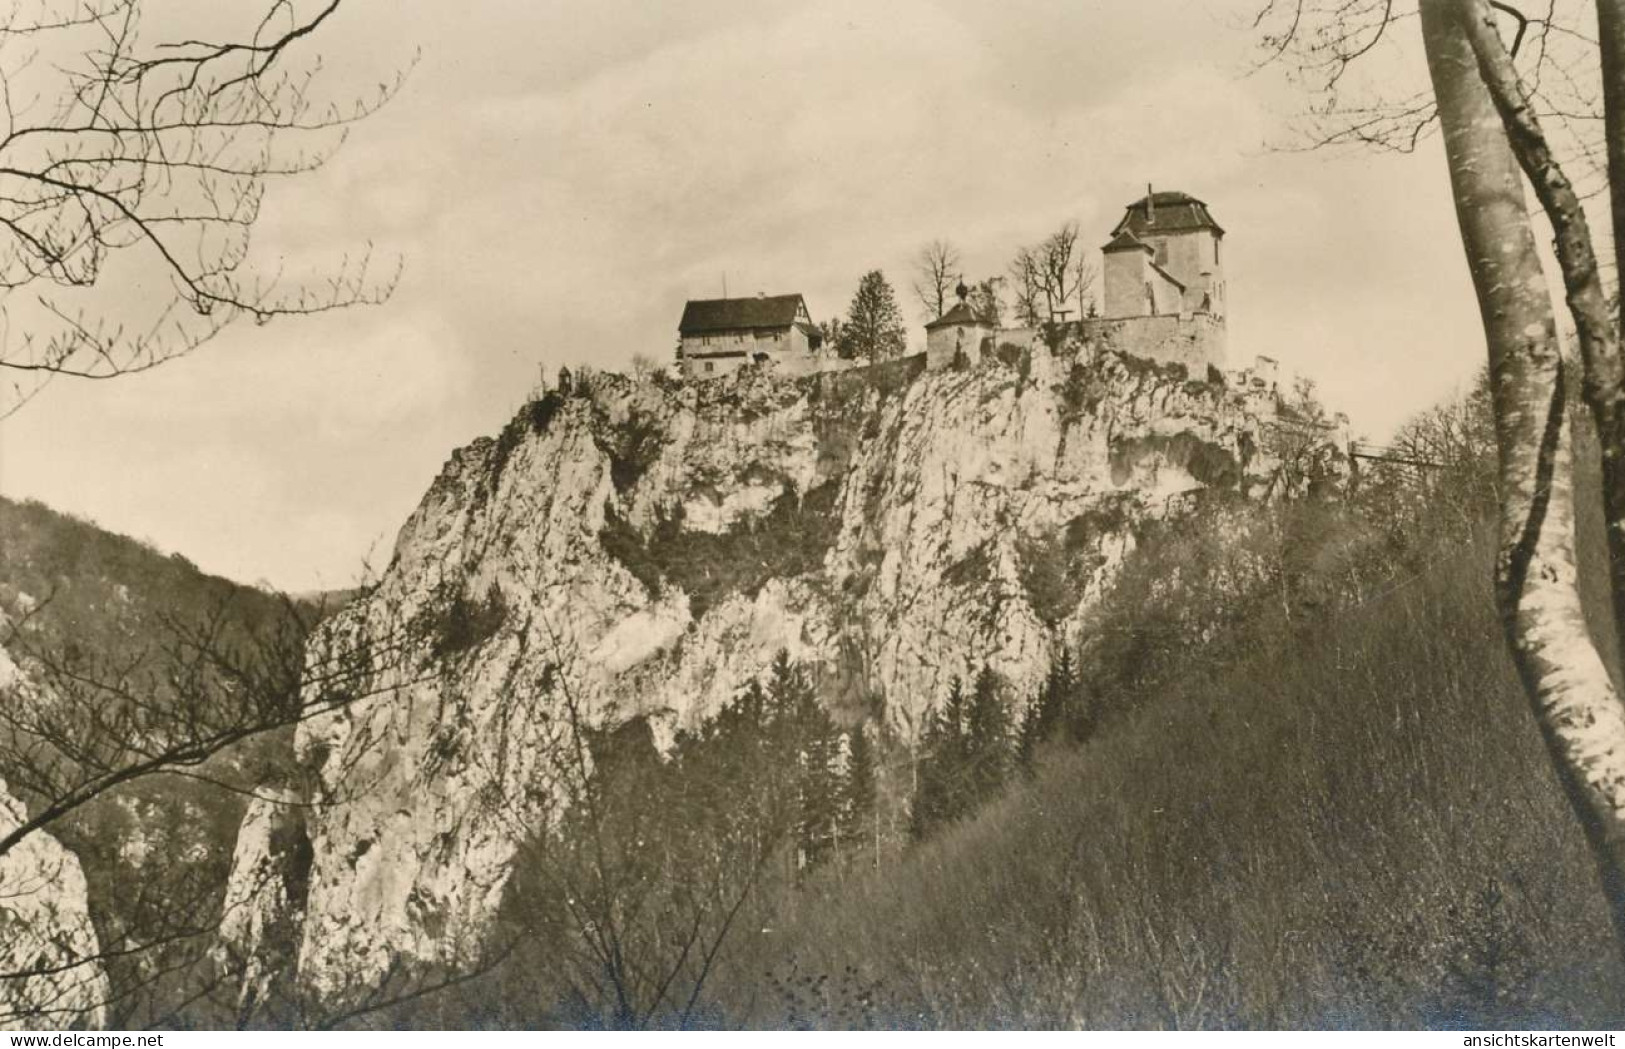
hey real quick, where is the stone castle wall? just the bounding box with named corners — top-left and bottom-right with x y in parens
top-left (1080, 313), bottom-right (1226, 373)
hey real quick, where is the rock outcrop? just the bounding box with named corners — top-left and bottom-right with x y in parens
top-left (0, 651), bottom-right (109, 1030)
top-left (223, 338), bottom-right (1342, 1001)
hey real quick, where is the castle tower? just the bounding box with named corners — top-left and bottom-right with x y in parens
top-left (1102, 188), bottom-right (1225, 319)
top-left (1091, 187), bottom-right (1229, 372)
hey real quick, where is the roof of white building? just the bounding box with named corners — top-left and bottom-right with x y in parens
top-left (679, 294), bottom-right (807, 335)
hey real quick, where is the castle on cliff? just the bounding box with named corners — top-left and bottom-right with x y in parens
top-left (923, 188), bottom-right (1229, 375)
top-left (1095, 188), bottom-right (1228, 368)
top-left (674, 187), bottom-right (1240, 382)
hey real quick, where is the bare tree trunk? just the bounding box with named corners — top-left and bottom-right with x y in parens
top-left (1423, 0), bottom-right (1625, 955)
top-left (1598, 0), bottom-right (1625, 657)
top-left (1458, 0), bottom-right (1625, 665)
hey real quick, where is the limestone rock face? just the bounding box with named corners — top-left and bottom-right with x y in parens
top-left (0, 642), bottom-right (110, 1031)
top-left (0, 780), bottom-right (110, 1030)
top-left (226, 341), bottom-right (1339, 1001)
top-left (216, 789), bottom-right (311, 1019)
top-left (0, 644), bottom-right (109, 1030)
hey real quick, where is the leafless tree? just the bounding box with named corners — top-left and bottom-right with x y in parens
top-left (1009, 245), bottom-right (1045, 327)
top-left (1010, 222), bottom-right (1093, 324)
top-left (1074, 249), bottom-right (1100, 319)
top-left (0, 0), bottom-right (409, 418)
top-left (912, 239), bottom-right (962, 322)
top-left (0, 581), bottom-right (431, 1027)
top-left (0, 589), bottom-right (420, 863)
top-left (1366, 369), bottom-right (1500, 533)
top-left (1254, 0), bottom-right (1625, 961)
top-left (629, 352), bottom-right (662, 381)
top-left (1038, 222), bottom-right (1083, 321)
top-left (477, 632), bottom-right (797, 1030)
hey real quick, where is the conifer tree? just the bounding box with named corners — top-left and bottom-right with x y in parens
top-left (965, 666), bottom-right (1012, 797)
top-left (909, 680), bottom-right (958, 840)
top-left (910, 677), bottom-right (979, 840)
top-left (765, 649), bottom-right (842, 872)
top-left (685, 676), bottom-right (778, 854)
top-left (838, 270), bottom-right (909, 361)
top-left (797, 722), bottom-right (840, 871)
top-left (841, 726), bottom-right (879, 867)
top-left (940, 674), bottom-right (969, 765)
top-left (911, 670), bottom-right (1020, 841)
top-left (1018, 650), bottom-right (1069, 768)
top-left (1065, 680), bottom-right (1100, 746)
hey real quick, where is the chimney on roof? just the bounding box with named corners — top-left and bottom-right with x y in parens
top-left (758, 291), bottom-right (765, 298)
top-left (1146, 183), bottom-right (1156, 224)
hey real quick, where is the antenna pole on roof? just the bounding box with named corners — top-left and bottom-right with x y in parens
top-left (723, 272), bottom-right (728, 298)
top-left (1147, 183), bottom-right (1155, 223)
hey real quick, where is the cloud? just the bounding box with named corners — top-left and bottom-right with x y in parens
top-left (89, 308), bottom-right (469, 437)
top-left (422, 0), bottom-right (1274, 359)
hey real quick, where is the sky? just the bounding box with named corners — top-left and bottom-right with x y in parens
top-left (0, 0), bottom-right (1507, 591)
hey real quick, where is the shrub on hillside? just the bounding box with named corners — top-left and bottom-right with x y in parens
top-left (599, 483), bottom-right (841, 620)
top-left (419, 651), bottom-right (874, 1030)
top-left (428, 583), bottom-right (508, 659)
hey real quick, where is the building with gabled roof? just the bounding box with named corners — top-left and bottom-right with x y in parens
top-left (1090, 186), bottom-right (1228, 370)
top-left (1104, 188), bottom-right (1226, 320)
top-left (1101, 230), bottom-right (1187, 319)
top-left (677, 293), bottom-right (822, 379)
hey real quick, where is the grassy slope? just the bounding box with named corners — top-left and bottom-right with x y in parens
top-left (712, 505), bottom-right (1625, 1029)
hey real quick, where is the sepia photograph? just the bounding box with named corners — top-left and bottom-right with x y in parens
top-left (2, 0), bottom-right (1625, 1035)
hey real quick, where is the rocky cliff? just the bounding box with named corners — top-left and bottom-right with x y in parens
top-left (0, 646), bottom-right (108, 1030)
top-left (223, 337), bottom-right (1342, 1001)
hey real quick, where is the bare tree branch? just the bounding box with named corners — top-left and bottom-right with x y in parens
top-left (911, 239), bottom-right (960, 323)
top-left (0, 0), bottom-right (411, 416)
